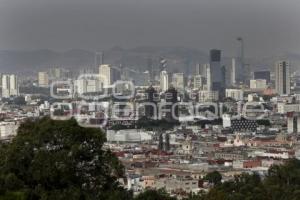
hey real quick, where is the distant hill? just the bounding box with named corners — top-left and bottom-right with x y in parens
top-left (0, 47), bottom-right (299, 76)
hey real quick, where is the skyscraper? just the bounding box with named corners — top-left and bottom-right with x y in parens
top-left (210, 49), bottom-right (222, 88)
top-left (2, 74), bottom-right (19, 98)
top-left (164, 87), bottom-right (178, 122)
top-left (193, 75), bottom-right (203, 89)
top-left (160, 70), bottom-right (169, 92)
top-left (202, 64), bottom-right (209, 78)
top-left (231, 58), bottom-right (236, 85)
top-left (209, 49), bottom-right (224, 97)
top-left (275, 61), bottom-right (291, 95)
top-left (206, 64), bottom-right (211, 91)
top-left (221, 65), bottom-right (226, 88)
top-left (254, 71), bottom-right (271, 83)
top-left (99, 64), bottom-right (120, 87)
top-left (195, 63), bottom-right (201, 75)
top-left (144, 86), bottom-right (159, 119)
top-left (236, 37), bottom-right (245, 83)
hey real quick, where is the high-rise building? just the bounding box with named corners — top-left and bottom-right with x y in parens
top-left (206, 64), bottom-right (212, 91)
top-left (38, 72), bottom-right (49, 87)
top-left (172, 73), bottom-right (184, 90)
top-left (2, 75), bottom-right (10, 98)
top-left (221, 65), bottom-right (226, 88)
top-left (202, 64), bottom-right (209, 78)
top-left (144, 86), bottom-right (159, 119)
top-left (193, 75), bottom-right (203, 89)
top-left (275, 61), bottom-right (291, 95)
top-left (254, 71), bottom-right (271, 83)
top-left (196, 63), bottom-right (207, 77)
top-left (209, 49), bottom-right (224, 96)
top-left (231, 58), bottom-right (236, 85)
top-left (99, 64), bottom-right (120, 87)
top-left (160, 70), bottom-right (169, 92)
top-left (164, 87), bottom-right (178, 122)
top-left (2, 74), bottom-right (19, 98)
top-left (210, 49), bottom-right (222, 85)
top-left (195, 63), bottom-right (201, 75)
top-left (236, 37), bottom-right (245, 83)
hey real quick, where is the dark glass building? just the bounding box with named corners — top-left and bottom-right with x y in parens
top-left (254, 70), bottom-right (271, 83)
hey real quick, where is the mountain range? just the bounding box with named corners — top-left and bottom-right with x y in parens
top-left (0, 47), bottom-right (299, 76)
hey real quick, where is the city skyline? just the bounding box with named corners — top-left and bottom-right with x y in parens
top-left (0, 1), bottom-right (300, 200)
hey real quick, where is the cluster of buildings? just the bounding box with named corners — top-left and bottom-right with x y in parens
top-left (0, 48), bottom-right (300, 199)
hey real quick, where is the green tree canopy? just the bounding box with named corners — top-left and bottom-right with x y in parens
top-left (134, 189), bottom-right (176, 200)
top-left (204, 171), bottom-right (222, 185)
top-left (0, 117), bottom-right (130, 200)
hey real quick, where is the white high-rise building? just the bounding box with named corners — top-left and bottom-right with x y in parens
top-left (202, 64), bottom-right (209, 78)
top-left (99, 64), bottom-right (120, 87)
top-left (231, 58), bottom-right (236, 85)
top-left (195, 63), bottom-right (201, 75)
top-left (38, 72), bottom-right (49, 87)
top-left (206, 64), bottom-right (212, 91)
top-left (2, 75), bottom-right (10, 98)
top-left (2, 74), bottom-right (19, 98)
top-left (160, 71), bottom-right (169, 92)
top-left (99, 64), bottom-right (112, 87)
top-left (275, 61), bottom-right (291, 95)
top-left (193, 75), bottom-right (203, 89)
top-left (172, 73), bottom-right (184, 90)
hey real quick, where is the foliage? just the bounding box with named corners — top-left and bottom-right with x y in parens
top-left (256, 119), bottom-right (271, 126)
top-left (204, 171), bottom-right (222, 185)
top-left (2, 117), bottom-right (300, 200)
top-left (136, 117), bottom-right (179, 131)
top-left (189, 159), bottom-right (300, 200)
top-left (134, 189), bottom-right (176, 200)
top-left (0, 117), bottom-right (129, 200)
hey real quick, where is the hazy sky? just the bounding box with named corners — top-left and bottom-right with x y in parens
top-left (0, 0), bottom-right (300, 57)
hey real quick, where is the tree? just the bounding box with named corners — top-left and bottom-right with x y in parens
top-left (204, 171), bottom-right (222, 185)
top-left (0, 117), bottom-right (130, 200)
top-left (134, 189), bottom-right (176, 200)
top-left (264, 159), bottom-right (300, 200)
